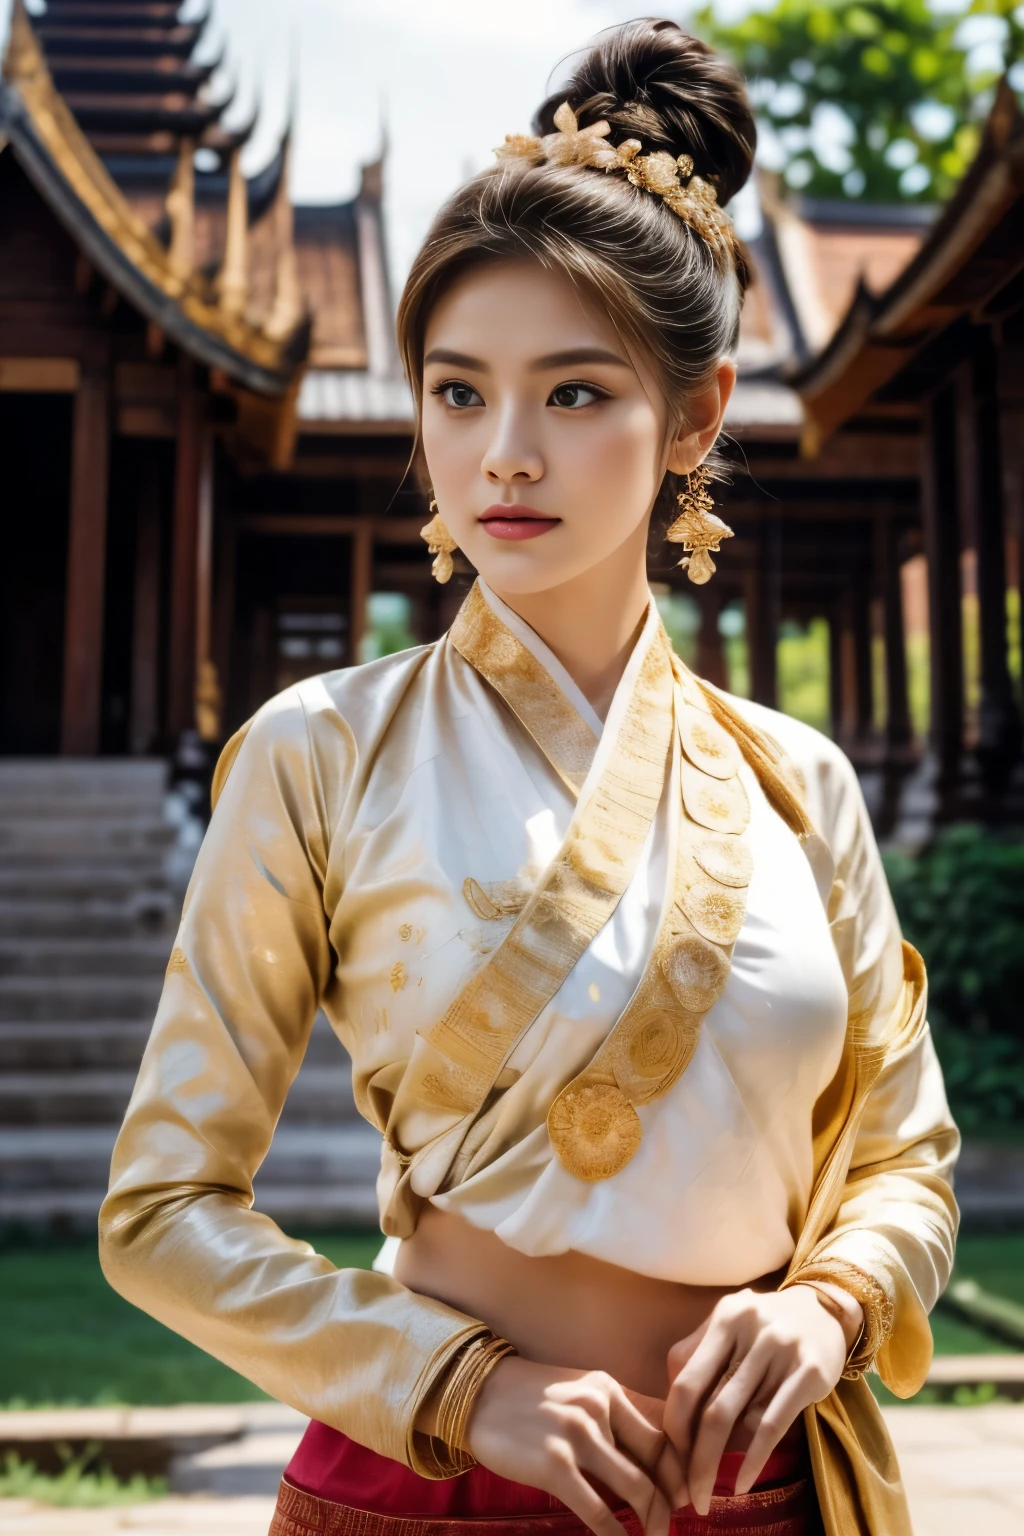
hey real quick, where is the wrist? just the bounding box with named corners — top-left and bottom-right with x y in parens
top-left (416, 1332), bottom-right (517, 1470)
top-left (800, 1280), bottom-right (865, 1353)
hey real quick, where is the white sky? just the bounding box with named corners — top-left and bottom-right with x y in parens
top-left (10, 0), bottom-right (758, 285)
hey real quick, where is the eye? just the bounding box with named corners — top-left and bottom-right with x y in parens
top-left (432, 380), bottom-right (483, 409)
top-left (549, 381), bottom-right (607, 409)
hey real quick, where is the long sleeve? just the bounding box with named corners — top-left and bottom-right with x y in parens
top-left (786, 738), bottom-right (960, 1398)
top-left (97, 687), bottom-right (488, 1471)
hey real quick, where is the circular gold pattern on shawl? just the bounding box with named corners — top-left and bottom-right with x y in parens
top-left (662, 929), bottom-right (730, 1013)
top-left (616, 1009), bottom-right (686, 1082)
top-left (680, 759), bottom-right (750, 834)
top-left (548, 1082), bottom-right (643, 1182)
top-left (678, 709), bottom-right (741, 780)
top-left (679, 880), bottom-right (747, 946)
top-left (612, 1009), bottom-right (694, 1104)
top-left (692, 835), bottom-right (753, 889)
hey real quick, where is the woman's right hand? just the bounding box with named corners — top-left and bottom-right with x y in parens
top-left (465, 1355), bottom-right (683, 1536)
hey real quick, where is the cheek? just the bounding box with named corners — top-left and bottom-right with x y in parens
top-left (563, 404), bottom-right (663, 509)
top-left (420, 412), bottom-right (478, 493)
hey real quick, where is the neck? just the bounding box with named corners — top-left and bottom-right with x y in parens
top-left (489, 524), bottom-right (652, 720)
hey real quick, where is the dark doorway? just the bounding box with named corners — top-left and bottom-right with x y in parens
top-left (229, 532), bottom-right (351, 730)
top-left (0, 394), bottom-right (72, 753)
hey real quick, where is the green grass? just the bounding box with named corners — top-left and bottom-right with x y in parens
top-left (0, 1231), bottom-right (381, 1409)
top-left (0, 1449), bottom-right (166, 1506)
top-left (0, 1229), bottom-right (1021, 1411)
top-left (952, 1231), bottom-right (1024, 1309)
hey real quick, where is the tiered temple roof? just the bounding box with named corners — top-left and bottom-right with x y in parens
top-left (30, 0), bottom-right (241, 162)
top-left (1, 0), bottom-right (394, 413)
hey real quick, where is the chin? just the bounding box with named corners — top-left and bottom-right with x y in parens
top-left (470, 549), bottom-right (585, 598)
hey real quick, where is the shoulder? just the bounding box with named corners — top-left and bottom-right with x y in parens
top-left (212, 643), bottom-right (439, 810)
top-left (708, 690), bottom-right (870, 862)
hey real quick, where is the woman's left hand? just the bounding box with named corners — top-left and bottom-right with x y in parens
top-left (663, 1284), bottom-right (863, 1516)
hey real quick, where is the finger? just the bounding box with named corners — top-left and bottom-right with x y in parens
top-left (550, 1460), bottom-right (629, 1536)
top-left (686, 1353), bottom-right (774, 1517)
top-left (664, 1321), bottom-right (738, 1460)
top-left (655, 1434), bottom-right (689, 1514)
top-left (612, 1387), bottom-right (685, 1512)
top-left (734, 1375), bottom-right (811, 1497)
top-left (575, 1420), bottom-right (667, 1536)
top-left (610, 1387), bottom-right (670, 1470)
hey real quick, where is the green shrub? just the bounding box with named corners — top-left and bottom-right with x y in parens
top-left (883, 826), bottom-right (1024, 1132)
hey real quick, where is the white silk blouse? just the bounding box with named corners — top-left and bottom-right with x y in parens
top-left (97, 574), bottom-right (959, 1518)
top-left (374, 582), bottom-right (851, 1284)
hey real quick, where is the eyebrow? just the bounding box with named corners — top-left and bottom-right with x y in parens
top-left (422, 346), bottom-right (631, 372)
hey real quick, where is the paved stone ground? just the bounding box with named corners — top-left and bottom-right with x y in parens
top-left (4, 1405), bottom-right (1024, 1534)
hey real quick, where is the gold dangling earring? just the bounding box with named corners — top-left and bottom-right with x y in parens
top-left (420, 498), bottom-right (458, 584)
top-left (665, 464), bottom-right (734, 585)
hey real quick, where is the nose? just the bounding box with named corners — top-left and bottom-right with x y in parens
top-left (480, 402), bottom-right (544, 487)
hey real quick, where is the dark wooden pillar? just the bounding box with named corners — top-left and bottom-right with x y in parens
top-left (349, 519), bottom-right (373, 664)
top-left (876, 513), bottom-right (912, 756)
top-left (851, 581), bottom-right (873, 745)
top-left (168, 359), bottom-right (204, 737)
top-left (696, 585), bottom-right (727, 690)
top-left (748, 513), bottom-right (780, 709)
top-left (129, 457), bottom-right (162, 755)
top-left (212, 515), bottom-right (237, 720)
top-left (962, 331), bottom-right (1022, 784)
top-left (922, 383), bottom-right (964, 800)
top-left (828, 601), bottom-right (844, 742)
top-left (61, 364), bottom-right (111, 755)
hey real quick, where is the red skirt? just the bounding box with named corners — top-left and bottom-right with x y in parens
top-left (270, 1420), bottom-right (820, 1536)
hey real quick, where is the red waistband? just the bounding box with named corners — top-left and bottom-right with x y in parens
top-left (283, 1421), bottom-right (810, 1521)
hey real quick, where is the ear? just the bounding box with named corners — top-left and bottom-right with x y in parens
top-left (665, 359), bottom-right (737, 476)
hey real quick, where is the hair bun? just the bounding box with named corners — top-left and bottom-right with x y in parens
top-left (533, 19), bottom-right (756, 207)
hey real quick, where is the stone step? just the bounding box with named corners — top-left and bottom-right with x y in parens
top-left (0, 758), bottom-right (168, 798)
top-left (0, 937), bottom-right (174, 978)
top-left (0, 1182), bottom-right (380, 1230)
top-left (0, 1017), bottom-right (346, 1071)
top-left (0, 819), bottom-right (179, 858)
top-left (0, 1021), bottom-right (152, 1070)
top-left (0, 847), bottom-right (175, 875)
top-left (0, 867), bottom-right (173, 902)
top-left (0, 1120), bottom-right (380, 1187)
top-left (0, 1064), bottom-right (364, 1125)
top-left (0, 897), bottom-right (178, 939)
top-left (0, 974), bottom-right (164, 1021)
top-left (0, 1121), bottom-right (383, 1230)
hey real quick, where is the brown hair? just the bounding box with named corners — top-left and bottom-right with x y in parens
top-left (396, 18), bottom-right (756, 510)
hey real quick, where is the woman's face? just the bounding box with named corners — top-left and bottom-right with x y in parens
top-left (420, 258), bottom-right (711, 597)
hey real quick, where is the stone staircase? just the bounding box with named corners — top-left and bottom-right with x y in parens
top-left (0, 759), bottom-right (381, 1233)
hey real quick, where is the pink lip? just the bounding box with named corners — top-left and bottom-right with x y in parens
top-left (478, 504), bottom-right (561, 541)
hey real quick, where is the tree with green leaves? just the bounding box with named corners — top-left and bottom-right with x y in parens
top-left (698, 0), bottom-right (1024, 201)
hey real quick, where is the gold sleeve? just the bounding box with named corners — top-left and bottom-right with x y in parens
top-left (97, 690), bottom-right (489, 1473)
top-left (785, 753), bottom-right (960, 1400)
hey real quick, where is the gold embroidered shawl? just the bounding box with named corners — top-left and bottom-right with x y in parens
top-left (97, 581), bottom-right (958, 1526)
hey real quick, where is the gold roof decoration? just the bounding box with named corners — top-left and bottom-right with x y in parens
top-left (1, 0), bottom-right (307, 395)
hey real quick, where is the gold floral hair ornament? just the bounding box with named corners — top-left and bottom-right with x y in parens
top-left (494, 101), bottom-right (737, 260)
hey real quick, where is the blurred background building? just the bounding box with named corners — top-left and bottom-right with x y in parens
top-left (1, 0), bottom-right (1022, 1229)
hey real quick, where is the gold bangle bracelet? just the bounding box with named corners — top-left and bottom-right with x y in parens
top-left (436, 1333), bottom-right (517, 1464)
top-left (786, 1261), bottom-right (895, 1379)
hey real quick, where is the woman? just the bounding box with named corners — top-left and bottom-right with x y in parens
top-left (99, 20), bottom-right (959, 1536)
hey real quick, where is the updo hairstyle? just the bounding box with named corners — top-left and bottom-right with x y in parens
top-left (396, 19), bottom-right (756, 507)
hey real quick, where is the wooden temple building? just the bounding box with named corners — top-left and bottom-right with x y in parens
top-left (0, 0), bottom-right (417, 761)
top-left (1, 0), bottom-right (1021, 834)
top-left (792, 82), bottom-right (1024, 827)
